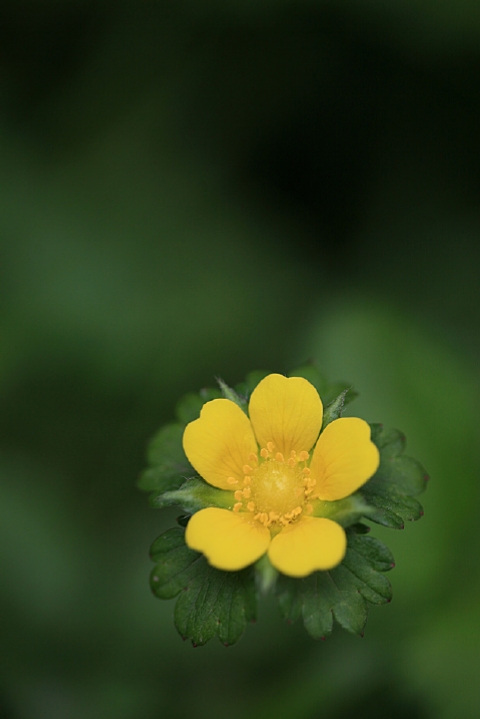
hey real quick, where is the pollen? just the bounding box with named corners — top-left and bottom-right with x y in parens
top-left (236, 447), bottom-right (316, 529)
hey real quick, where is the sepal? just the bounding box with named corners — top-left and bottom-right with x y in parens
top-left (149, 478), bottom-right (234, 513)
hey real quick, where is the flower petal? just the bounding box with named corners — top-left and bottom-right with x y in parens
top-left (309, 417), bottom-right (380, 501)
top-left (268, 517), bottom-right (346, 577)
top-left (248, 374), bottom-right (323, 457)
top-left (185, 508), bottom-right (271, 571)
top-left (183, 399), bottom-right (258, 490)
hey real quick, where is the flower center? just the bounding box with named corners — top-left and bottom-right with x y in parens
top-left (230, 442), bottom-right (316, 530)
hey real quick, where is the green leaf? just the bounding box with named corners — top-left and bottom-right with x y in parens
top-left (138, 423), bottom-right (192, 493)
top-left (149, 477), bottom-right (234, 513)
top-left (150, 528), bottom-right (256, 646)
top-left (361, 424), bottom-right (428, 529)
top-left (275, 529), bottom-right (393, 639)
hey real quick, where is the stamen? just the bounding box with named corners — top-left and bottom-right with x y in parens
top-left (269, 511), bottom-right (279, 522)
top-left (247, 501), bottom-right (256, 512)
top-left (267, 441), bottom-right (275, 453)
top-left (298, 451), bottom-right (309, 462)
top-left (275, 452), bottom-right (285, 463)
top-left (248, 453), bottom-right (258, 463)
top-left (227, 476), bottom-right (238, 485)
top-left (290, 450), bottom-right (297, 459)
top-left (305, 503), bottom-right (313, 515)
top-left (243, 476), bottom-right (251, 485)
top-left (303, 467), bottom-right (311, 476)
top-left (243, 464), bottom-right (253, 475)
top-left (243, 487), bottom-right (251, 499)
top-left (233, 503), bottom-right (242, 512)
top-left (234, 490), bottom-right (243, 501)
top-left (287, 457), bottom-right (296, 468)
top-left (260, 448), bottom-right (269, 459)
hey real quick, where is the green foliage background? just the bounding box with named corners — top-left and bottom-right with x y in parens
top-left (1, 2), bottom-right (479, 717)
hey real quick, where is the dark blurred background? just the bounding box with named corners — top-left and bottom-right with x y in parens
top-left (1, 2), bottom-right (479, 718)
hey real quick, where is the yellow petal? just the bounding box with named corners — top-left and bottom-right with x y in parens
top-left (185, 508), bottom-right (271, 571)
top-left (248, 374), bottom-right (323, 457)
top-left (183, 399), bottom-right (258, 490)
top-left (268, 517), bottom-right (346, 577)
top-left (309, 417), bottom-right (380, 501)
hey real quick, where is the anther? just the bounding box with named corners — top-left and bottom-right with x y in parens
top-left (290, 450), bottom-right (297, 459)
top-left (243, 487), bottom-right (251, 499)
top-left (298, 451), bottom-right (309, 462)
top-left (275, 452), bottom-right (284, 463)
top-left (248, 453), bottom-right (258, 463)
top-left (234, 490), bottom-right (243, 501)
top-left (227, 477), bottom-right (238, 485)
top-left (260, 448), bottom-right (269, 459)
top-left (303, 467), bottom-right (311, 476)
top-left (247, 501), bottom-right (256, 512)
top-left (233, 503), bottom-right (242, 512)
top-left (287, 457), bottom-right (296, 468)
top-left (243, 476), bottom-right (251, 485)
top-left (305, 503), bottom-right (313, 515)
top-left (267, 441), bottom-right (275, 453)
top-left (243, 465), bottom-right (253, 475)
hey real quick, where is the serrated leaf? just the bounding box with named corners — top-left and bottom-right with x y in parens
top-left (275, 530), bottom-right (393, 638)
top-left (138, 423), bottom-right (192, 493)
top-left (362, 424), bottom-right (428, 529)
top-left (150, 528), bottom-right (256, 646)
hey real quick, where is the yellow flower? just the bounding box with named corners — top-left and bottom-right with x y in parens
top-left (183, 374), bottom-right (379, 578)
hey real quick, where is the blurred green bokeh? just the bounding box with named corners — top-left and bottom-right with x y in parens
top-left (1, 2), bottom-right (480, 718)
